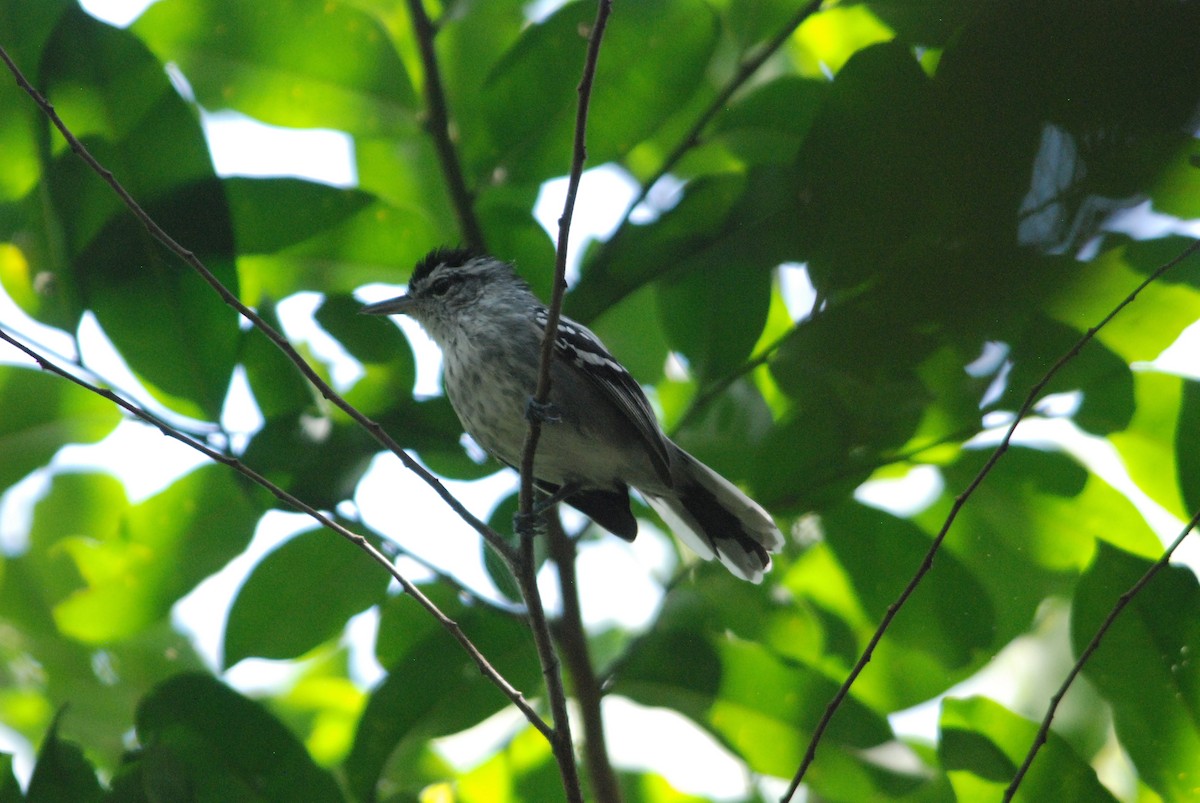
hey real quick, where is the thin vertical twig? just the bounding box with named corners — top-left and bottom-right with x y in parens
top-left (782, 237), bottom-right (1200, 801)
top-left (512, 3), bottom-right (614, 800)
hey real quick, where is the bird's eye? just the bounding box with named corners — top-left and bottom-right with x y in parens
top-left (429, 277), bottom-right (453, 296)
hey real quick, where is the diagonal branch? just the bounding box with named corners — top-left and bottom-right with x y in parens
top-left (513, 3), bottom-right (613, 801)
top-left (782, 237), bottom-right (1200, 800)
top-left (0, 323), bottom-right (552, 741)
top-left (404, 0), bottom-right (487, 251)
top-left (607, 0), bottom-right (823, 240)
top-left (0, 43), bottom-right (514, 567)
top-left (1004, 508), bottom-right (1200, 800)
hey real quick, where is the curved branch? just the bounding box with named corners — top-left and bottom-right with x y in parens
top-left (782, 237), bottom-right (1200, 800)
top-left (0, 324), bottom-right (551, 741)
top-left (404, 0), bottom-right (487, 251)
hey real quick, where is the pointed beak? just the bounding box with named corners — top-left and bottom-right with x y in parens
top-left (360, 295), bottom-right (413, 316)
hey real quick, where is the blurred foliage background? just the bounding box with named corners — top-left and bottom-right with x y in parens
top-left (2, 0), bottom-right (1200, 800)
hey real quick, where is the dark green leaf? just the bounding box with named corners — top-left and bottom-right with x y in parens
top-left (482, 0), bottom-right (718, 183)
top-left (1178, 379), bottom-right (1200, 514)
top-left (223, 528), bottom-right (390, 666)
top-left (25, 711), bottom-right (102, 803)
top-left (347, 587), bottom-right (541, 800)
top-left (824, 502), bottom-right (995, 671)
top-left (241, 415), bottom-right (376, 510)
top-left (135, 673), bottom-right (343, 802)
top-left (239, 298), bottom-right (317, 421)
top-left (224, 178), bottom-right (377, 256)
top-left (1072, 542), bottom-right (1200, 800)
top-left (0, 752), bottom-right (20, 802)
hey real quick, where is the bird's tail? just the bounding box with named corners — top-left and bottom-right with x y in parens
top-left (643, 450), bottom-right (783, 583)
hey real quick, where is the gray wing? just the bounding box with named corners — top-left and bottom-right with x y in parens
top-left (534, 308), bottom-right (673, 485)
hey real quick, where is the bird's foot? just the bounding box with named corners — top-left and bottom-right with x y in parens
top-left (513, 510), bottom-right (544, 539)
top-left (525, 397), bottom-right (563, 425)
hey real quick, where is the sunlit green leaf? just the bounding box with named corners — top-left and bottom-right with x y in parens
top-left (134, 0), bottom-right (417, 135)
top-left (939, 696), bottom-right (1117, 802)
top-left (482, 0), bottom-right (718, 183)
top-left (1072, 542), bottom-right (1200, 801)
top-left (44, 467), bottom-right (258, 643)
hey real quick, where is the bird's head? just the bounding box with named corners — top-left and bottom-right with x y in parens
top-left (361, 248), bottom-right (530, 340)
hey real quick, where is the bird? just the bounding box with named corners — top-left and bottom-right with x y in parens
top-left (361, 247), bottom-right (783, 582)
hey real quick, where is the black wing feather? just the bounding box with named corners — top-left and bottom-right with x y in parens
top-left (534, 309), bottom-right (673, 485)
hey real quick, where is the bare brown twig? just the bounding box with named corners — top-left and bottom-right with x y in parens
top-left (0, 323), bottom-right (552, 740)
top-left (782, 237), bottom-right (1200, 800)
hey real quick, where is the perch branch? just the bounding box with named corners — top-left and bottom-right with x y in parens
top-left (513, 3), bottom-right (613, 800)
top-left (548, 516), bottom-right (622, 803)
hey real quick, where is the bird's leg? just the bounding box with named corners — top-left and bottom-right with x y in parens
top-left (525, 397), bottom-right (563, 424)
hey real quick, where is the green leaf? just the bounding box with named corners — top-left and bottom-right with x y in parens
top-left (824, 502), bottom-right (995, 672)
top-left (939, 696), bottom-right (1117, 802)
top-left (1071, 542), bottom-right (1200, 800)
top-left (347, 586), bottom-right (542, 800)
top-left (134, 673), bottom-right (343, 802)
top-left (482, 0), bottom-right (718, 183)
top-left (41, 10), bottom-right (240, 419)
top-left (1177, 378), bottom-right (1200, 515)
top-left (0, 752), bottom-right (20, 801)
top-left (134, 0), bottom-right (417, 135)
top-left (25, 710), bottom-right (102, 803)
top-left (44, 467), bottom-right (258, 643)
top-left (223, 528), bottom-right (390, 667)
top-left (0, 366), bottom-right (120, 494)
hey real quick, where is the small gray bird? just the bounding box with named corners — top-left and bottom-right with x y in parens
top-left (362, 248), bottom-right (783, 582)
